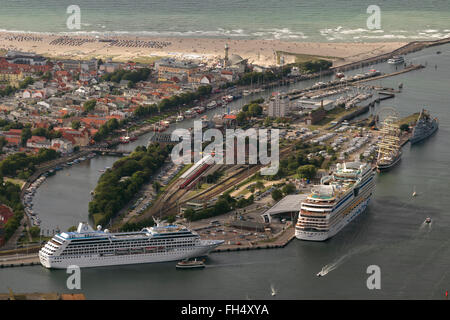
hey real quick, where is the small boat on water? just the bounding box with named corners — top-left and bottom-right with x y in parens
top-left (176, 259), bottom-right (205, 269)
top-left (388, 55), bottom-right (405, 64)
top-left (425, 217), bottom-right (432, 224)
top-left (316, 268), bottom-right (326, 277)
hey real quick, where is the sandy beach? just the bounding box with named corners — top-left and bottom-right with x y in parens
top-left (0, 32), bottom-right (407, 67)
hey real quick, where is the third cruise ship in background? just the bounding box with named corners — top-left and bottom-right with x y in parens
top-left (295, 161), bottom-right (375, 241)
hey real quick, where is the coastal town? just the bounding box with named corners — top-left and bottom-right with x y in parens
top-left (0, 34), bottom-right (445, 270)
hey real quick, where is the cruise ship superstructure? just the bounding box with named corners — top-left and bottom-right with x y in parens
top-left (39, 222), bottom-right (224, 269)
top-left (295, 162), bottom-right (375, 241)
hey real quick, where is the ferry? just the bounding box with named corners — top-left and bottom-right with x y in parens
top-left (39, 221), bottom-right (224, 269)
top-left (295, 161), bottom-right (375, 241)
top-left (387, 56), bottom-right (405, 64)
top-left (176, 258), bottom-right (205, 269)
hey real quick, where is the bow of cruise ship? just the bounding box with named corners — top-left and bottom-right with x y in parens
top-left (295, 161), bottom-right (375, 241)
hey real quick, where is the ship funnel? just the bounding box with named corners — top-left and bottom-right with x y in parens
top-left (77, 222), bottom-right (95, 233)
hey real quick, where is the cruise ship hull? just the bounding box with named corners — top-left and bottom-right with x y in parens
top-left (39, 241), bottom-right (222, 269)
top-left (295, 195), bottom-right (372, 241)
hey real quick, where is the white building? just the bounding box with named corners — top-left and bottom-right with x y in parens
top-left (51, 138), bottom-right (73, 154)
top-left (268, 93), bottom-right (290, 117)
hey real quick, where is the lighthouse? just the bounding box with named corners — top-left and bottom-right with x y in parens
top-left (224, 43), bottom-right (229, 67)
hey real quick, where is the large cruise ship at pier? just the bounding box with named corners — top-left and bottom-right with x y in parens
top-left (39, 221), bottom-right (224, 269)
top-left (295, 161), bottom-right (375, 241)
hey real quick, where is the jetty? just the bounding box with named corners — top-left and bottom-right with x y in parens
top-left (213, 224), bottom-right (295, 253)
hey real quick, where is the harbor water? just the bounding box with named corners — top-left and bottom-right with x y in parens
top-left (1, 44), bottom-right (450, 299)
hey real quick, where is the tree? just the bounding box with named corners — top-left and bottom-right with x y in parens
top-left (21, 127), bottom-right (32, 146)
top-left (0, 136), bottom-right (6, 153)
top-left (282, 183), bottom-right (296, 195)
top-left (166, 215), bottom-right (176, 224)
top-left (29, 226), bottom-right (40, 238)
top-left (400, 123), bottom-right (409, 132)
top-left (297, 164), bottom-right (317, 180)
top-left (41, 71), bottom-right (52, 81)
top-left (248, 103), bottom-right (263, 116)
top-left (83, 99), bottom-right (97, 113)
top-left (71, 120), bottom-right (81, 130)
top-left (271, 189), bottom-right (283, 202)
top-left (153, 181), bottom-right (161, 193)
top-left (255, 181), bottom-right (265, 190)
top-left (236, 111), bottom-right (248, 125)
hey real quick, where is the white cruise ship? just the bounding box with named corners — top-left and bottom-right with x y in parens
top-left (39, 221), bottom-right (224, 269)
top-left (295, 161), bottom-right (375, 241)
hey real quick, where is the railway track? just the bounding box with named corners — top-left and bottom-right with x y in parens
top-left (131, 144), bottom-right (296, 219)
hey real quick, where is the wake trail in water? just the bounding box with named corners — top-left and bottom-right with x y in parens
top-left (318, 244), bottom-right (378, 276)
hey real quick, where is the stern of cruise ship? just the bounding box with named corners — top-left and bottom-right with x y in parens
top-left (38, 250), bottom-right (52, 268)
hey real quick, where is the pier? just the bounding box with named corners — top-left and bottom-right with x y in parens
top-left (0, 253), bottom-right (40, 268)
top-left (353, 64), bottom-right (425, 84)
top-left (81, 147), bottom-right (131, 157)
top-left (212, 225), bottom-right (295, 253)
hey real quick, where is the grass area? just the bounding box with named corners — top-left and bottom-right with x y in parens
top-left (308, 106), bottom-right (358, 130)
top-left (397, 112), bottom-right (420, 126)
top-left (235, 174), bottom-right (260, 190)
top-left (130, 56), bottom-right (165, 64)
top-left (3, 177), bottom-right (26, 189)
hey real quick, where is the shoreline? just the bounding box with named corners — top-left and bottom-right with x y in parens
top-left (0, 31), bottom-right (410, 67)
